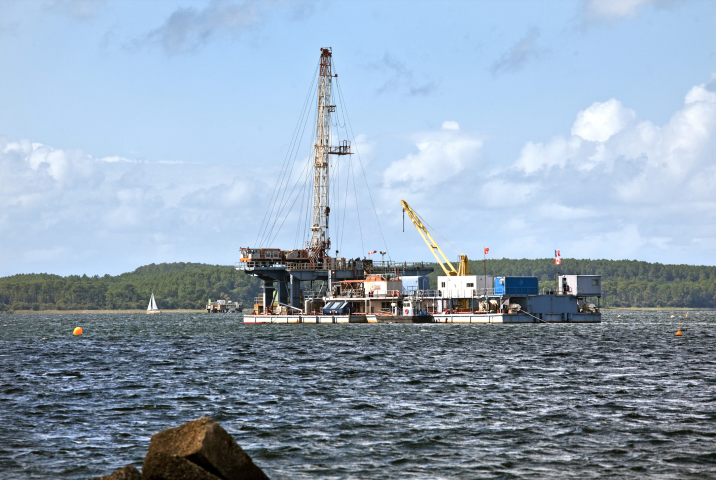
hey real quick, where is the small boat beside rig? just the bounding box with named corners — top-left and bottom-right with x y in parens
top-left (237, 47), bottom-right (601, 325)
top-left (206, 299), bottom-right (243, 313)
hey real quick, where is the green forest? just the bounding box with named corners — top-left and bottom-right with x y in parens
top-left (1, 258), bottom-right (716, 312)
top-left (0, 263), bottom-right (262, 312)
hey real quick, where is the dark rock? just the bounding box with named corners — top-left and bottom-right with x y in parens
top-left (145, 417), bottom-right (269, 480)
top-left (143, 453), bottom-right (222, 480)
top-left (90, 464), bottom-right (142, 480)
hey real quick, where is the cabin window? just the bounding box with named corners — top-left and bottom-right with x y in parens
top-left (441, 282), bottom-right (446, 288)
top-left (466, 283), bottom-right (474, 288)
top-left (592, 279), bottom-right (599, 286)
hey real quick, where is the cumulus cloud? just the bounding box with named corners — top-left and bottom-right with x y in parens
top-left (382, 121), bottom-right (483, 194)
top-left (571, 98), bottom-right (637, 142)
top-left (377, 75), bottom-right (716, 264)
top-left (491, 27), bottom-right (547, 75)
top-left (497, 74), bottom-right (716, 261)
top-left (0, 137), bottom-right (269, 275)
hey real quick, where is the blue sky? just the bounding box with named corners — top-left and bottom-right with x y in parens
top-left (1, 0), bottom-right (715, 276)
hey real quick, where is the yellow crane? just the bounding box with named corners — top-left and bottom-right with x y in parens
top-left (401, 200), bottom-right (470, 276)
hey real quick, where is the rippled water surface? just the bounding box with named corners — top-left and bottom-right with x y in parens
top-left (2, 311), bottom-right (716, 479)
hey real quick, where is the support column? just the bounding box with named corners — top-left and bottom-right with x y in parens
top-left (290, 274), bottom-right (301, 311)
top-left (278, 280), bottom-right (289, 307)
top-left (263, 281), bottom-right (274, 313)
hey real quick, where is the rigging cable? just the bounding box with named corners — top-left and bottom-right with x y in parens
top-left (255, 62), bottom-right (319, 247)
top-left (255, 64), bottom-right (317, 246)
top-left (264, 126), bottom-right (315, 247)
top-left (260, 75), bottom-right (318, 246)
top-left (269, 172), bottom-right (312, 247)
top-left (335, 75), bottom-right (391, 261)
top-left (349, 155), bottom-right (365, 256)
top-left (338, 153), bottom-right (353, 254)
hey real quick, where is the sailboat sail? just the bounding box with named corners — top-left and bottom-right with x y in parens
top-left (148, 293), bottom-right (160, 312)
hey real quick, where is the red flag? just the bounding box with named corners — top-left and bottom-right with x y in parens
top-left (557, 250), bottom-right (561, 257)
top-left (555, 257), bottom-right (562, 265)
top-left (368, 250), bottom-right (377, 254)
top-left (484, 247), bottom-right (489, 255)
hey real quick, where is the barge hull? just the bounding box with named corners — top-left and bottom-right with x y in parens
top-left (242, 313), bottom-right (600, 324)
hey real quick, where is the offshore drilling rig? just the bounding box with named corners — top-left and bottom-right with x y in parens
top-left (237, 48), bottom-right (434, 314)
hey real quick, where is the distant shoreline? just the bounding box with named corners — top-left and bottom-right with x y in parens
top-left (4, 308), bottom-right (715, 315)
top-left (7, 309), bottom-right (208, 314)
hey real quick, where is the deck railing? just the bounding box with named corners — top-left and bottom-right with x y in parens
top-left (236, 260), bottom-right (434, 272)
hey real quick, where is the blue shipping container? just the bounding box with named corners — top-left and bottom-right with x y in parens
top-left (494, 276), bottom-right (539, 296)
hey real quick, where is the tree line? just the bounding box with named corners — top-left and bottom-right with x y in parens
top-left (0, 263), bottom-right (262, 312)
top-left (2, 259), bottom-right (716, 312)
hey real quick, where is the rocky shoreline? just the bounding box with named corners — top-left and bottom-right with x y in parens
top-left (92, 417), bottom-right (268, 480)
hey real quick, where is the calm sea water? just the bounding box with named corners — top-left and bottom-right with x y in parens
top-left (1, 311), bottom-right (715, 479)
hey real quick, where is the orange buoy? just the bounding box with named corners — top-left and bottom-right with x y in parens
top-left (73, 327), bottom-right (83, 335)
top-left (675, 324), bottom-right (683, 336)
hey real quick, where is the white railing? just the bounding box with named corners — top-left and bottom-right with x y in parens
top-left (236, 259), bottom-right (435, 272)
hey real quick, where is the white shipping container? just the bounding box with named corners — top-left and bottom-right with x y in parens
top-left (437, 275), bottom-right (493, 298)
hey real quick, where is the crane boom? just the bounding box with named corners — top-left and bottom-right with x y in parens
top-left (401, 200), bottom-right (458, 276)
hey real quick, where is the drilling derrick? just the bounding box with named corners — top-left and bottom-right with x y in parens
top-left (237, 47), bottom-right (434, 315)
top-left (309, 48), bottom-right (351, 266)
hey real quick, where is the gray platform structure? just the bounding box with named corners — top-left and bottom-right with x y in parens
top-left (237, 259), bottom-right (434, 313)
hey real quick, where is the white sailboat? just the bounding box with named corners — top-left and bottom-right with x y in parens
top-left (147, 293), bottom-right (161, 314)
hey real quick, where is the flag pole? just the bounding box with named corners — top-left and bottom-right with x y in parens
top-left (483, 248), bottom-right (486, 296)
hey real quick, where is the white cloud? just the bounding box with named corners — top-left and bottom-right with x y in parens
top-left (4, 75), bottom-right (716, 275)
top-left (514, 135), bottom-right (583, 174)
top-left (583, 0), bottom-right (689, 22)
top-left (498, 74), bottom-right (716, 261)
top-left (584, 0), bottom-right (654, 19)
top-left (375, 75), bottom-right (716, 264)
top-left (0, 136), bottom-right (271, 275)
top-left (382, 122), bottom-right (482, 193)
top-left (571, 98), bottom-right (636, 142)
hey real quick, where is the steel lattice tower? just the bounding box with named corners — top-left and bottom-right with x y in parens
top-left (309, 48), bottom-right (333, 259)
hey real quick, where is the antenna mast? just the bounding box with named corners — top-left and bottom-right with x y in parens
top-left (309, 47), bottom-right (351, 265)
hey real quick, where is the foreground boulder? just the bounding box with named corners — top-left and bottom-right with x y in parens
top-left (90, 417), bottom-right (269, 480)
top-left (144, 417), bottom-right (269, 480)
top-left (143, 453), bottom-right (222, 480)
top-left (90, 465), bottom-right (141, 480)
